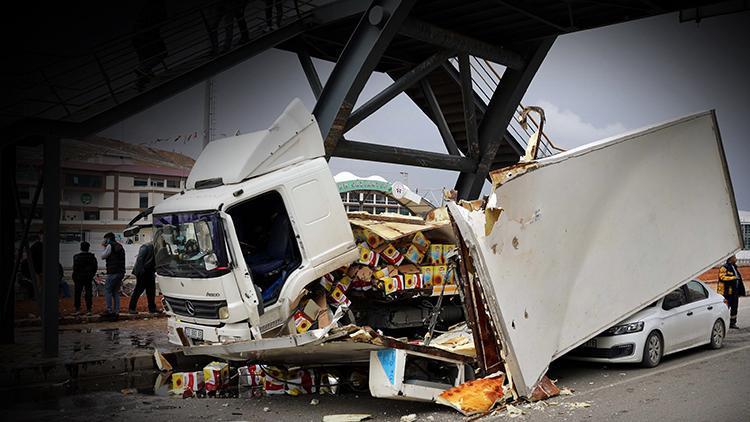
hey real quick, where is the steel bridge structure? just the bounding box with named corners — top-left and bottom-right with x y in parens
top-left (0, 0), bottom-right (745, 355)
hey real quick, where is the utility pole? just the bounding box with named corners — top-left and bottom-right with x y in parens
top-left (203, 78), bottom-right (215, 149)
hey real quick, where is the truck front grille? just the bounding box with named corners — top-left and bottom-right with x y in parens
top-left (164, 296), bottom-right (227, 319)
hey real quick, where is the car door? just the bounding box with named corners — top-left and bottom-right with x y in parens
top-left (659, 287), bottom-right (692, 354)
top-left (683, 280), bottom-right (714, 346)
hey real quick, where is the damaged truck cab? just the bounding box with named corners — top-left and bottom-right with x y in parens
top-left (152, 99), bottom-right (357, 345)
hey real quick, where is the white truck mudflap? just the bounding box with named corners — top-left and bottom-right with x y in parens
top-left (449, 111), bottom-right (742, 397)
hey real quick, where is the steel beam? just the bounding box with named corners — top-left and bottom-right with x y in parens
top-left (297, 46), bottom-right (323, 100)
top-left (455, 37), bottom-right (555, 200)
top-left (420, 79), bottom-right (460, 156)
top-left (42, 136), bottom-right (60, 357)
top-left (333, 139), bottom-right (476, 172)
top-left (0, 144), bottom-right (16, 344)
top-left (345, 50), bottom-right (454, 131)
top-left (313, 0), bottom-right (417, 155)
top-left (458, 53), bottom-right (480, 159)
top-left (399, 17), bottom-right (524, 69)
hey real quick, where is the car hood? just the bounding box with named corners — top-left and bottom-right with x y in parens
top-left (617, 304), bottom-right (661, 324)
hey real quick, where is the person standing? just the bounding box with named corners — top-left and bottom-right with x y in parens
top-left (718, 254), bottom-right (745, 329)
top-left (129, 241), bottom-right (157, 314)
top-left (72, 241), bottom-right (98, 316)
top-left (101, 232), bottom-right (126, 317)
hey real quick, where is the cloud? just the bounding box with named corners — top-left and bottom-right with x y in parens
top-left (534, 100), bottom-right (627, 149)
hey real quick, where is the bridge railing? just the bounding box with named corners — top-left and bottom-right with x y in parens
top-left (1, 0), bottom-right (316, 124)
top-left (448, 56), bottom-right (563, 159)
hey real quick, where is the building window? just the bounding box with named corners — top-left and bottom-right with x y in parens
top-left (83, 210), bottom-right (100, 220)
top-left (66, 173), bottom-right (102, 188)
top-left (150, 178), bottom-right (165, 187)
top-left (166, 179), bottom-right (180, 188)
top-left (375, 194), bottom-right (386, 204)
top-left (340, 193), bottom-right (348, 202)
top-left (743, 223), bottom-right (750, 250)
top-left (139, 192), bottom-right (149, 209)
top-left (375, 207), bottom-right (386, 214)
top-left (134, 178), bottom-right (148, 187)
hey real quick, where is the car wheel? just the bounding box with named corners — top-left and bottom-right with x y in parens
top-left (709, 319), bottom-right (725, 349)
top-left (641, 331), bottom-right (663, 368)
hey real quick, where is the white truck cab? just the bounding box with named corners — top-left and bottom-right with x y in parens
top-left (150, 99), bottom-right (357, 345)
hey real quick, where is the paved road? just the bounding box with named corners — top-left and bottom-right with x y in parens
top-left (6, 300), bottom-right (750, 422)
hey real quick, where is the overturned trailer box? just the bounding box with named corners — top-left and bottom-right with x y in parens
top-left (449, 110), bottom-right (742, 397)
top-left (136, 100), bottom-right (740, 402)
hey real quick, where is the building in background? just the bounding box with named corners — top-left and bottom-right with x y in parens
top-left (17, 136), bottom-right (194, 249)
top-left (334, 172), bottom-right (436, 217)
top-left (740, 210), bottom-right (750, 264)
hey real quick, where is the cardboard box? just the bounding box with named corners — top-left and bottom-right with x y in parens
top-left (263, 366), bottom-right (287, 395)
top-left (293, 310), bottom-right (313, 334)
top-left (412, 231), bottom-right (431, 252)
top-left (238, 364), bottom-right (265, 388)
top-left (171, 371), bottom-right (204, 394)
top-left (383, 275), bottom-right (405, 295)
top-left (405, 244), bottom-right (425, 265)
top-left (380, 243), bottom-right (405, 265)
top-left (319, 273), bottom-right (335, 292)
top-left (398, 263), bottom-right (420, 274)
top-left (429, 244), bottom-right (445, 265)
top-left (365, 229), bottom-right (384, 249)
top-left (421, 266), bottom-right (434, 287)
top-left (433, 265), bottom-right (447, 286)
top-left (404, 273), bottom-right (423, 289)
top-left (203, 361), bottom-right (229, 392)
top-left (286, 369), bottom-right (316, 395)
top-left (329, 285), bottom-right (352, 307)
top-left (357, 243), bottom-right (380, 266)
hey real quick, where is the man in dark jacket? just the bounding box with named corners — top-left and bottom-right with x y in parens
top-left (129, 241), bottom-right (157, 314)
top-left (101, 232), bottom-right (126, 316)
top-left (718, 254), bottom-right (745, 329)
top-left (72, 241), bottom-right (98, 315)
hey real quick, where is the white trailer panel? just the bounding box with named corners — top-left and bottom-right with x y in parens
top-left (449, 111), bottom-right (742, 397)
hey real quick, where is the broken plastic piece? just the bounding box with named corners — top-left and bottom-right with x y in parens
top-left (435, 372), bottom-right (506, 416)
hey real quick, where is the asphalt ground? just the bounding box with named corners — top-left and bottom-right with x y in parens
top-left (5, 299), bottom-right (750, 422)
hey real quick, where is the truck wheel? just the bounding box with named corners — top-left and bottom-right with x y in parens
top-left (641, 331), bottom-right (663, 368)
top-left (709, 319), bottom-right (725, 349)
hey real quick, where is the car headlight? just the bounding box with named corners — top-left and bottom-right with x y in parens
top-left (218, 306), bottom-right (229, 319)
top-left (605, 321), bottom-right (644, 336)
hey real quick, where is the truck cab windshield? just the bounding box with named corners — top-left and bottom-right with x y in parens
top-left (153, 211), bottom-right (230, 278)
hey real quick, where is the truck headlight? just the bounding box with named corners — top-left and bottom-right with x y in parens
top-left (605, 321), bottom-right (644, 336)
top-left (218, 306), bottom-right (229, 319)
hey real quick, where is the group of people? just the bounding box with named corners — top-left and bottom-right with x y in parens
top-left (71, 232), bottom-right (157, 317)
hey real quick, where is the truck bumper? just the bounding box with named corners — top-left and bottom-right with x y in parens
top-left (167, 317), bottom-right (252, 346)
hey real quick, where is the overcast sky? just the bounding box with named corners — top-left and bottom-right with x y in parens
top-left (101, 10), bottom-right (750, 209)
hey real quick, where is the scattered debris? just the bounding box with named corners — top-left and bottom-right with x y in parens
top-left (559, 387), bottom-right (574, 396)
top-left (564, 402), bottom-right (592, 409)
top-left (400, 414), bottom-right (417, 422)
top-left (120, 388), bottom-right (138, 395)
top-left (435, 372), bottom-right (507, 416)
top-left (505, 404), bottom-right (525, 418)
top-left (263, 407), bottom-right (270, 412)
top-left (310, 398), bottom-right (319, 405)
top-left (529, 376), bottom-right (560, 401)
top-left (153, 348), bottom-right (173, 372)
top-left (322, 415), bottom-right (372, 422)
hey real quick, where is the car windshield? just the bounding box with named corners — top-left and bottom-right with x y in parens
top-left (153, 211), bottom-right (230, 278)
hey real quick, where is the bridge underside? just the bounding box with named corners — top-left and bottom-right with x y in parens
top-left (1, 0), bottom-right (743, 354)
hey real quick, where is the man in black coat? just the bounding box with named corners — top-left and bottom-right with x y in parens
top-left (72, 241), bottom-right (98, 315)
top-left (129, 241), bottom-right (157, 314)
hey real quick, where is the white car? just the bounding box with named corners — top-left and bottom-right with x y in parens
top-left (568, 280), bottom-right (730, 367)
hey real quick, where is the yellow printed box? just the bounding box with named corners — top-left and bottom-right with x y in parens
top-left (429, 244), bottom-right (445, 265)
top-left (405, 244), bottom-right (425, 265)
top-left (433, 265), bottom-right (447, 286)
top-left (203, 361), bottom-right (229, 392)
top-left (411, 231), bottom-right (431, 252)
top-left (420, 266), bottom-right (434, 287)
